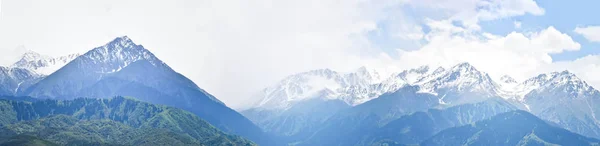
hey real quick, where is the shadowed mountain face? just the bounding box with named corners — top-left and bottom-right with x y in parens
top-left (0, 96), bottom-right (255, 146)
top-left (361, 97), bottom-right (517, 145)
top-left (20, 37), bottom-right (271, 145)
top-left (297, 86), bottom-right (441, 146)
top-left (298, 96), bottom-right (516, 146)
top-left (421, 111), bottom-right (600, 146)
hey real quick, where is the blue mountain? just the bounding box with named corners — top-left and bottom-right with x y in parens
top-left (421, 110), bottom-right (600, 146)
top-left (21, 36), bottom-right (272, 145)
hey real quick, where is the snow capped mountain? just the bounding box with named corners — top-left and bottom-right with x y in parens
top-left (256, 66), bottom-right (399, 110)
top-left (24, 36), bottom-right (194, 99)
top-left (248, 61), bottom-right (600, 141)
top-left (500, 75), bottom-right (517, 84)
top-left (256, 69), bottom-right (343, 110)
top-left (252, 61), bottom-right (600, 120)
top-left (11, 51), bottom-right (79, 75)
top-left (497, 70), bottom-right (597, 102)
top-left (22, 36), bottom-right (269, 143)
top-left (526, 71), bottom-right (596, 98)
top-left (514, 71), bottom-right (600, 139)
top-left (254, 62), bottom-right (505, 110)
top-left (0, 66), bottom-right (42, 95)
top-left (415, 63), bottom-right (499, 97)
top-left (73, 36), bottom-right (167, 74)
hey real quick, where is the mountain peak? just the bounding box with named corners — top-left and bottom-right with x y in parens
top-left (531, 70), bottom-right (581, 83)
top-left (409, 65), bottom-right (430, 74)
top-left (552, 70), bottom-right (576, 77)
top-left (415, 62), bottom-right (499, 99)
top-left (500, 75), bottom-right (517, 84)
top-left (105, 36), bottom-right (137, 50)
top-left (354, 66), bottom-right (385, 83)
top-left (306, 68), bottom-right (337, 77)
top-left (20, 50), bottom-right (46, 61)
top-left (74, 36), bottom-right (164, 74)
top-left (433, 66), bottom-right (445, 73)
top-left (519, 70), bottom-right (597, 100)
top-left (12, 51), bottom-right (79, 75)
top-left (451, 62), bottom-right (478, 71)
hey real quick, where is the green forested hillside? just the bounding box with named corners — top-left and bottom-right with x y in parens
top-left (0, 96), bottom-right (255, 146)
top-left (0, 135), bottom-right (59, 146)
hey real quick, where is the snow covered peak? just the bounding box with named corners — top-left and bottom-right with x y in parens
top-left (20, 51), bottom-right (47, 62)
top-left (435, 63), bottom-right (488, 83)
top-left (11, 51), bottom-right (80, 75)
top-left (112, 36), bottom-right (135, 47)
top-left (255, 66), bottom-right (399, 110)
top-left (254, 62), bottom-right (508, 110)
top-left (533, 71), bottom-right (595, 94)
top-left (76, 36), bottom-right (165, 73)
top-left (522, 70), bottom-right (581, 88)
top-left (0, 66), bottom-right (43, 95)
top-left (256, 69), bottom-right (344, 110)
top-left (500, 75), bottom-right (518, 84)
top-left (432, 67), bottom-right (446, 74)
top-left (416, 62), bottom-right (499, 96)
top-left (253, 62), bottom-right (600, 111)
top-left (450, 62), bottom-right (479, 73)
top-left (396, 65), bottom-right (430, 84)
top-left (350, 66), bottom-right (385, 84)
top-left (502, 70), bottom-right (598, 101)
top-left (0, 66), bottom-right (41, 79)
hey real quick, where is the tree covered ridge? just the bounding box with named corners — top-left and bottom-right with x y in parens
top-left (0, 96), bottom-right (256, 146)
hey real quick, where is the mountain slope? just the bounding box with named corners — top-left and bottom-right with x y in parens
top-left (0, 115), bottom-right (203, 146)
top-left (242, 98), bottom-right (350, 143)
top-left (362, 97), bottom-right (516, 145)
top-left (0, 135), bottom-right (58, 146)
top-left (22, 36), bottom-right (269, 145)
top-left (300, 97), bottom-right (516, 146)
top-left (244, 67), bottom-right (399, 142)
top-left (520, 71), bottom-right (600, 139)
top-left (0, 96), bottom-right (255, 146)
top-left (298, 86), bottom-right (440, 146)
top-left (0, 67), bottom-right (43, 96)
top-left (421, 110), bottom-right (600, 146)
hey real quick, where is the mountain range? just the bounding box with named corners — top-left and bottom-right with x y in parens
top-left (245, 61), bottom-right (600, 145)
top-left (2, 36), bottom-right (600, 145)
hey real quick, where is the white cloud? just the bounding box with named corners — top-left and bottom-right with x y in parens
top-left (403, 0), bottom-right (544, 30)
top-left (535, 55), bottom-right (600, 91)
top-left (0, 0), bottom-right (575, 109)
top-left (514, 21), bottom-right (522, 29)
top-left (0, 0), bottom-right (407, 108)
top-left (396, 25), bottom-right (580, 81)
top-left (574, 26), bottom-right (600, 42)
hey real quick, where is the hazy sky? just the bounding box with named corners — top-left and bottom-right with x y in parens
top-left (1, 0), bottom-right (600, 109)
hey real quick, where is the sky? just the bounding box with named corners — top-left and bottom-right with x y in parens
top-left (1, 0), bottom-right (600, 109)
